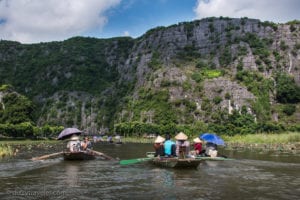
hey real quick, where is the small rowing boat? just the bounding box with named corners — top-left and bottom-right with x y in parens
top-left (63, 151), bottom-right (96, 161)
top-left (145, 152), bottom-right (202, 168)
top-left (119, 151), bottom-right (234, 167)
top-left (150, 157), bottom-right (202, 168)
top-left (120, 152), bottom-right (202, 168)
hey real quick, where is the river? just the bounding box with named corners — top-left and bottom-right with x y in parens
top-left (0, 143), bottom-right (299, 200)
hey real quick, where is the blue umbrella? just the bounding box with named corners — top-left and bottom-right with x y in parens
top-left (57, 128), bottom-right (82, 140)
top-left (200, 133), bottom-right (225, 146)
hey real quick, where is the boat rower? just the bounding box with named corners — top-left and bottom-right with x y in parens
top-left (66, 135), bottom-right (81, 152)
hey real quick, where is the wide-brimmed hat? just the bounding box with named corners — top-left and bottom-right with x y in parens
top-left (193, 137), bottom-right (202, 143)
top-left (154, 135), bottom-right (165, 143)
top-left (175, 132), bottom-right (188, 140)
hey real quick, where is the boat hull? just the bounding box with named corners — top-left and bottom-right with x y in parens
top-left (63, 151), bottom-right (96, 161)
top-left (195, 156), bottom-right (234, 161)
top-left (151, 157), bottom-right (201, 168)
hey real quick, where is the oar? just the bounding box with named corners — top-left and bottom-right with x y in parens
top-left (120, 157), bottom-right (153, 165)
top-left (31, 151), bottom-right (64, 161)
top-left (87, 149), bottom-right (116, 160)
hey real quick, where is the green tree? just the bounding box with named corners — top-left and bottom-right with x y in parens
top-left (282, 104), bottom-right (296, 116)
top-left (275, 73), bottom-right (300, 103)
top-left (0, 92), bottom-right (35, 124)
top-left (219, 46), bottom-right (232, 66)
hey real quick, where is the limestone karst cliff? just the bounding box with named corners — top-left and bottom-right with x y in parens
top-left (0, 17), bottom-right (299, 134)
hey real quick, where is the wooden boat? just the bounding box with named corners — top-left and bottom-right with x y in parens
top-left (150, 157), bottom-right (202, 168)
top-left (63, 151), bottom-right (96, 161)
top-left (143, 152), bottom-right (232, 168)
top-left (115, 141), bottom-right (123, 144)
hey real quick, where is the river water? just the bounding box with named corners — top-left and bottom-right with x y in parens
top-left (0, 143), bottom-right (299, 200)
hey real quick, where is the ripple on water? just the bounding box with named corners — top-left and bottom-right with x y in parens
top-left (1, 144), bottom-right (300, 200)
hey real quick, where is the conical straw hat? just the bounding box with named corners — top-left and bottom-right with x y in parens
top-left (154, 135), bottom-right (165, 143)
top-left (193, 137), bottom-right (202, 143)
top-left (70, 134), bottom-right (80, 140)
top-left (175, 132), bottom-right (188, 140)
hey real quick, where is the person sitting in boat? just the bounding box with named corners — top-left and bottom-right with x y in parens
top-left (67, 135), bottom-right (81, 152)
top-left (107, 135), bottom-right (113, 143)
top-left (153, 135), bottom-right (165, 157)
top-left (81, 137), bottom-right (92, 150)
top-left (192, 137), bottom-right (203, 156)
top-left (93, 136), bottom-right (98, 143)
top-left (164, 134), bottom-right (176, 157)
top-left (175, 132), bottom-right (190, 159)
top-left (115, 135), bottom-right (122, 143)
top-left (205, 142), bottom-right (218, 157)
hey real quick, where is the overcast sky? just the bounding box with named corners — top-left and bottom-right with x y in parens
top-left (0, 0), bottom-right (299, 44)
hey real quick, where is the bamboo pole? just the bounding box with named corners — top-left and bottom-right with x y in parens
top-left (31, 151), bottom-right (64, 161)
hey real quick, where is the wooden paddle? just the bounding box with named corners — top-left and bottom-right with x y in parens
top-left (119, 157), bottom-right (153, 165)
top-left (31, 151), bottom-right (64, 161)
top-left (87, 149), bottom-right (116, 160)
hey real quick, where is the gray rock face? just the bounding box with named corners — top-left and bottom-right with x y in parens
top-left (203, 77), bottom-right (256, 113)
top-left (117, 17), bottom-right (299, 125)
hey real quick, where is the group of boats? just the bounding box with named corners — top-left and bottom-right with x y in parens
top-left (33, 144), bottom-right (231, 168)
top-left (33, 149), bottom-right (231, 169)
top-left (62, 151), bottom-right (231, 169)
top-left (32, 128), bottom-right (232, 168)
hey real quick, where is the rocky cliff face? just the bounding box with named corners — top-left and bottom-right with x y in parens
top-left (117, 18), bottom-right (300, 125)
top-left (126, 18), bottom-right (300, 84)
top-left (0, 17), bottom-right (299, 132)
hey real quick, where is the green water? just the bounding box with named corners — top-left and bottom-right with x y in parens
top-left (0, 143), bottom-right (299, 199)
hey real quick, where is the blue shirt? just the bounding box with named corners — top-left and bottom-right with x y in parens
top-left (164, 140), bottom-right (175, 155)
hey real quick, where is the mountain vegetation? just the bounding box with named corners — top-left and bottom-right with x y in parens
top-left (0, 17), bottom-right (300, 138)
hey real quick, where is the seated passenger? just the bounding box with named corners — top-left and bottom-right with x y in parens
top-left (205, 142), bottom-right (218, 157)
top-left (107, 135), bottom-right (113, 143)
top-left (193, 137), bottom-right (203, 156)
top-left (164, 134), bottom-right (176, 157)
top-left (115, 135), bottom-right (122, 143)
top-left (153, 136), bottom-right (165, 157)
top-left (175, 132), bottom-right (190, 158)
top-left (81, 137), bottom-right (92, 150)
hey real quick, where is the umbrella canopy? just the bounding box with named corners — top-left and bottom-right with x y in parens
top-left (199, 133), bottom-right (225, 146)
top-left (57, 128), bottom-right (82, 140)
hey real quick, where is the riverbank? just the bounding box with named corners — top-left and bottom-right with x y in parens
top-left (0, 144), bottom-right (14, 157)
top-left (121, 132), bottom-right (300, 153)
top-left (0, 139), bottom-right (59, 158)
top-left (223, 132), bottom-right (300, 153)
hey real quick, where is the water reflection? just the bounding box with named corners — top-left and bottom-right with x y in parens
top-left (64, 163), bottom-right (80, 187)
top-left (150, 168), bottom-right (174, 188)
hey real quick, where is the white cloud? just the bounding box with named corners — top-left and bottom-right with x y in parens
top-left (194, 0), bottom-right (300, 23)
top-left (123, 31), bottom-right (130, 36)
top-left (0, 0), bottom-right (121, 43)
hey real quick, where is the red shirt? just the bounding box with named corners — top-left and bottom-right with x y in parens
top-left (194, 143), bottom-right (202, 153)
